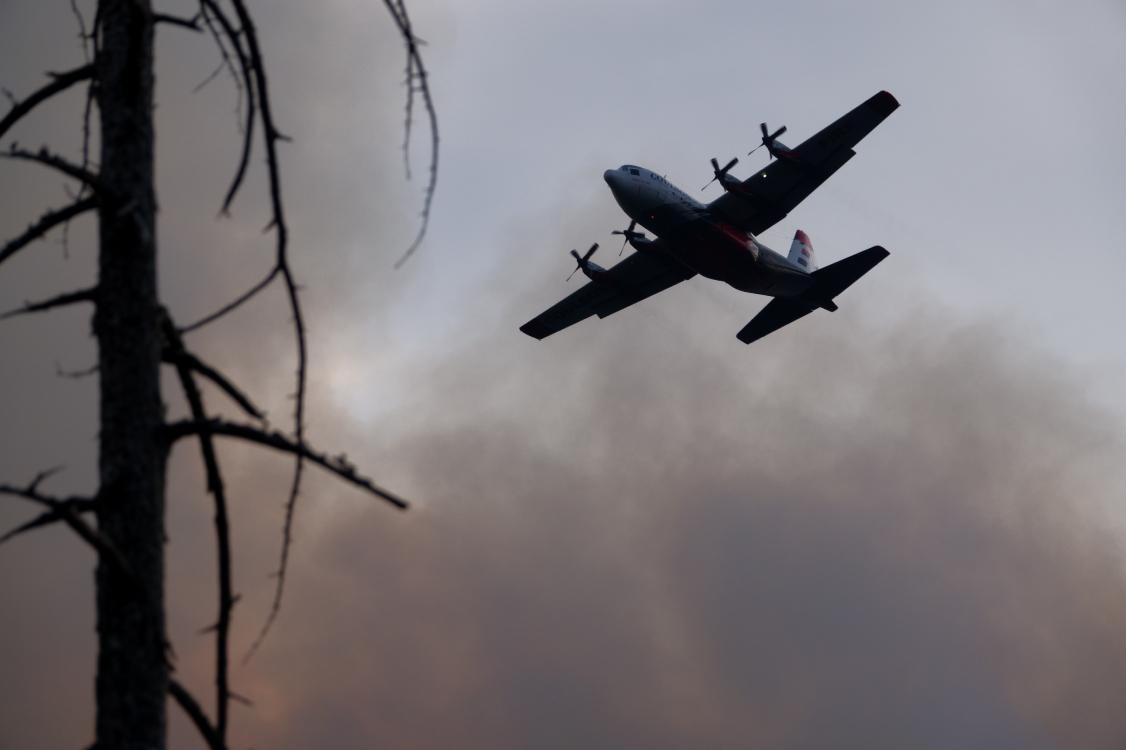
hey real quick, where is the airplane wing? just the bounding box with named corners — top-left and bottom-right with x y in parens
top-left (708, 90), bottom-right (899, 234)
top-left (520, 246), bottom-right (695, 339)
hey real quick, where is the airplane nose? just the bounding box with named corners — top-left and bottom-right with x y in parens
top-left (603, 169), bottom-right (621, 190)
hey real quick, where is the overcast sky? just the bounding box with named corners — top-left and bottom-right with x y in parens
top-left (2, 1), bottom-right (1126, 748)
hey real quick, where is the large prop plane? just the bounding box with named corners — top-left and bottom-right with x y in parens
top-left (520, 90), bottom-right (899, 345)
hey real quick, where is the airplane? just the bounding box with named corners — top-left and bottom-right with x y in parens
top-left (519, 90), bottom-right (899, 345)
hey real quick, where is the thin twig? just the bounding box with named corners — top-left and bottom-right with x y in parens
top-left (168, 679), bottom-right (227, 750)
top-left (163, 314), bottom-right (234, 742)
top-left (0, 64), bottom-right (94, 141)
top-left (0, 473), bottom-right (126, 574)
top-left (62, 9), bottom-right (100, 215)
top-left (0, 286), bottom-right (97, 321)
top-left (225, 0), bottom-right (310, 661)
top-left (75, 81), bottom-right (97, 205)
top-left (0, 197), bottom-right (97, 267)
top-left (0, 499), bottom-right (96, 547)
top-left (0, 470), bottom-right (89, 509)
top-left (178, 266), bottom-right (278, 334)
top-left (56, 361), bottom-right (99, 379)
top-left (191, 10), bottom-right (237, 100)
top-left (3, 146), bottom-right (101, 190)
top-left (68, 0), bottom-right (91, 62)
top-left (154, 12), bottom-right (203, 32)
top-left (199, 0), bottom-right (256, 214)
top-left (383, 0), bottom-right (439, 268)
top-left (163, 348), bottom-right (266, 421)
top-left (77, 1), bottom-right (101, 197)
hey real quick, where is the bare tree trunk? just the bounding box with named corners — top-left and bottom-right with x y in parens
top-left (93, 2), bottom-right (167, 748)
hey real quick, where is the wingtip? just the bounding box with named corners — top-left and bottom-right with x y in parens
top-left (519, 321), bottom-right (546, 340)
top-left (872, 90), bottom-right (900, 114)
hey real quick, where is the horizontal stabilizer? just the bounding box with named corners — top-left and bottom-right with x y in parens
top-left (736, 245), bottom-right (889, 345)
top-left (810, 245), bottom-right (888, 300)
top-left (736, 298), bottom-right (815, 345)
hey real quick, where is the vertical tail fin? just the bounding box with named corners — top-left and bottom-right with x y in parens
top-left (788, 229), bottom-right (817, 271)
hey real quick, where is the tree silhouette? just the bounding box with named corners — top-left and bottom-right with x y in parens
top-left (0, 1), bottom-right (436, 748)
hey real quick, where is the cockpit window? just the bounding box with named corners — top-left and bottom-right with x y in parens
top-left (628, 168), bottom-right (640, 176)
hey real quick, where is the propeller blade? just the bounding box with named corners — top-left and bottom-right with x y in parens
top-left (567, 244), bottom-right (599, 281)
top-left (760, 122), bottom-right (769, 138)
top-left (748, 143), bottom-right (763, 156)
top-left (704, 156), bottom-right (738, 191)
top-left (566, 248), bottom-right (581, 281)
top-left (770, 125), bottom-right (787, 140)
top-left (613, 220), bottom-right (637, 255)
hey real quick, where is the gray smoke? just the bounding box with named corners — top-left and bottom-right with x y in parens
top-left (162, 294), bottom-right (1126, 750)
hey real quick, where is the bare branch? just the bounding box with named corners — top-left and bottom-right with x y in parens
top-left (0, 286), bottom-right (96, 321)
top-left (76, 81), bottom-right (97, 204)
top-left (0, 467), bottom-right (68, 505)
top-left (162, 314), bottom-right (234, 741)
top-left (225, 0), bottom-right (312, 658)
top-left (0, 499), bottom-right (96, 547)
top-left (229, 690), bottom-right (253, 707)
top-left (4, 146), bottom-right (101, 190)
top-left (383, 0), bottom-right (439, 269)
top-left (162, 348), bottom-right (266, 421)
top-left (76, 6), bottom-right (100, 192)
top-left (0, 474), bottom-right (125, 573)
top-left (168, 679), bottom-right (227, 750)
top-left (165, 419), bottom-right (409, 510)
top-left (199, 0), bottom-right (256, 214)
top-left (68, 0), bottom-right (91, 61)
top-left (178, 266), bottom-right (278, 334)
top-left (190, 4), bottom-right (239, 99)
top-left (56, 361), bottom-right (99, 379)
top-left (0, 64), bottom-right (94, 141)
top-left (0, 197), bottom-right (97, 267)
top-left (28, 466), bottom-right (60, 493)
top-left (154, 12), bottom-right (203, 32)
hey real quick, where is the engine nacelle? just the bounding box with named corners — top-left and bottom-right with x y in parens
top-left (718, 173), bottom-right (742, 193)
top-left (580, 260), bottom-right (607, 282)
top-left (627, 235), bottom-right (655, 253)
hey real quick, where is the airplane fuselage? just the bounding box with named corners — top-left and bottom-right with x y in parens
top-left (603, 165), bottom-right (812, 298)
top-left (520, 91), bottom-right (897, 343)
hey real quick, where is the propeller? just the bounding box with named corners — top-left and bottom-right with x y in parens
top-left (748, 122), bottom-right (788, 158)
top-left (701, 156), bottom-right (739, 191)
top-left (566, 243), bottom-right (599, 282)
top-left (611, 220), bottom-right (644, 256)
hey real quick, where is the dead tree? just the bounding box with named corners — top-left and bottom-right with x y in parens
top-left (0, 1), bottom-right (436, 748)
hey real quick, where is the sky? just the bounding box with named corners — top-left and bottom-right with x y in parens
top-left (2, 0), bottom-right (1126, 747)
